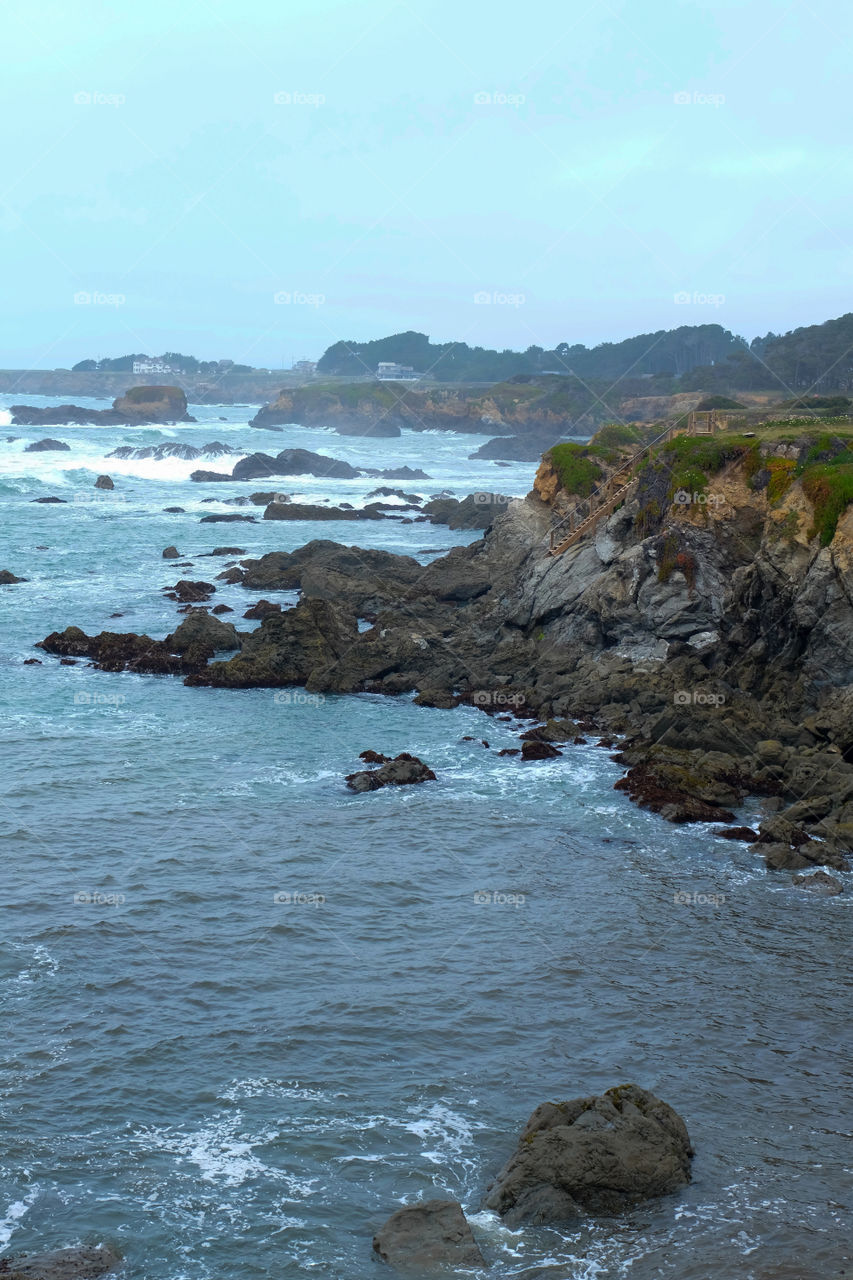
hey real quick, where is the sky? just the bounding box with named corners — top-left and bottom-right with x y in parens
top-left (1, 0), bottom-right (851, 369)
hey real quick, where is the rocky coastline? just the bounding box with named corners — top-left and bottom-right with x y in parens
top-left (32, 423), bottom-right (853, 882)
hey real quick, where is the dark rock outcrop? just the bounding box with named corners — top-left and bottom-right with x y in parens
top-left (372, 1199), bottom-right (484, 1273)
top-left (162, 546), bottom-right (180, 559)
top-left (484, 1084), bottom-right (693, 1226)
top-left (0, 570), bottom-right (28, 584)
top-left (169, 608), bottom-right (241, 653)
top-left (263, 501), bottom-right (380, 522)
top-left (13, 386), bottom-right (193, 427)
top-left (185, 598), bottom-right (358, 688)
top-left (521, 739), bottom-right (562, 761)
top-left (232, 448), bottom-right (362, 482)
top-left (166, 580), bottom-right (216, 603)
top-left (94, 475), bottom-right (114, 489)
top-left (243, 599), bottom-right (282, 620)
top-left (24, 438), bottom-right (71, 452)
top-left (346, 753), bottom-right (436, 792)
top-left (470, 431), bottom-right (563, 461)
top-left (424, 493), bottom-right (511, 530)
top-left (198, 513), bottom-right (256, 523)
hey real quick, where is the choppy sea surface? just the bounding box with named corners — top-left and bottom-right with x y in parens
top-left (0, 398), bottom-right (850, 1279)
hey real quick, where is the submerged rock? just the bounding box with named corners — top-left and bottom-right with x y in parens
top-left (372, 1199), bottom-right (484, 1273)
top-left (484, 1084), bottom-right (693, 1226)
top-left (791, 870), bottom-right (843, 895)
top-left (0, 1244), bottom-right (121, 1278)
top-left (346, 753), bottom-right (436, 792)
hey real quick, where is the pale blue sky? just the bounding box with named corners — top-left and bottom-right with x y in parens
top-left (1, 0), bottom-right (850, 368)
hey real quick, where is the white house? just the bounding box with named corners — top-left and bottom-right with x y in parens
top-left (377, 362), bottom-right (419, 381)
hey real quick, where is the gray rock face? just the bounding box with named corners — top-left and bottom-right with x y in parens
top-left (484, 1084), bottom-right (693, 1226)
top-left (162, 546), bottom-right (180, 559)
top-left (372, 1199), bottom-right (484, 1273)
top-left (0, 1244), bottom-right (121, 1278)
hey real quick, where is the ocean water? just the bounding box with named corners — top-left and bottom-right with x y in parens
top-left (1, 398), bottom-right (850, 1279)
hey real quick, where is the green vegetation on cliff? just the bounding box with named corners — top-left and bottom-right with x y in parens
top-left (546, 443), bottom-right (603, 496)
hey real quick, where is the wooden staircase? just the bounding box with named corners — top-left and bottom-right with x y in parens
top-left (547, 410), bottom-right (730, 557)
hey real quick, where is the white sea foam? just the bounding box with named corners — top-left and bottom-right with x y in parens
top-left (0, 1191), bottom-right (38, 1245)
top-left (136, 1113), bottom-right (316, 1192)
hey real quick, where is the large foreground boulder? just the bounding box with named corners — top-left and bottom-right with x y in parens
top-left (372, 1199), bottom-right (484, 1273)
top-left (484, 1084), bottom-right (693, 1227)
top-left (0, 1244), bottom-right (121, 1278)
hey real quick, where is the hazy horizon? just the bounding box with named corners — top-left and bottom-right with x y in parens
top-left (2, 0), bottom-right (850, 369)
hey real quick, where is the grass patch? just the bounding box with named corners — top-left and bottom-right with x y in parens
top-left (765, 459), bottom-right (796, 504)
top-left (802, 463), bottom-right (853, 545)
top-left (659, 433), bottom-right (758, 499)
top-left (547, 443), bottom-right (603, 496)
